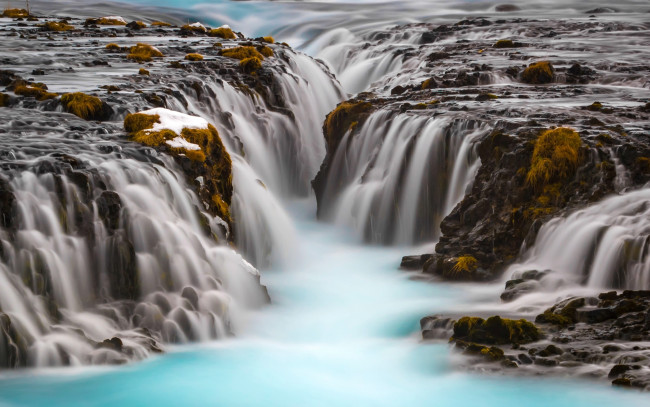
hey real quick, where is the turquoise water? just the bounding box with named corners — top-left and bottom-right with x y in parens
top-left (0, 200), bottom-right (648, 406)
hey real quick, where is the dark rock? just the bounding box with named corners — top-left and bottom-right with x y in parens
top-left (608, 364), bottom-right (632, 378)
top-left (495, 4), bottom-right (521, 12)
top-left (96, 191), bottom-right (122, 231)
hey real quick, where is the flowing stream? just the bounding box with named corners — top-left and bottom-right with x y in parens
top-left (1, 0), bottom-right (650, 405)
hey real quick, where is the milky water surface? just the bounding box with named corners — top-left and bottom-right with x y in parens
top-left (0, 200), bottom-right (648, 406)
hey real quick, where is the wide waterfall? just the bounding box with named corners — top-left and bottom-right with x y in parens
top-left (317, 112), bottom-right (486, 244)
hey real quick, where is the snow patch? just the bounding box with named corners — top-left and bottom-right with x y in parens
top-left (139, 108), bottom-right (209, 135)
top-left (189, 22), bottom-right (206, 30)
top-left (166, 137), bottom-right (201, 151)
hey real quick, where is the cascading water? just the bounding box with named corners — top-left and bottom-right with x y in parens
top-left (0, 117), bottom-right (268, 367)
top-left (317, 111), bottom-right (486, 245)
top-left (505, 188), bottom-right (650, 292)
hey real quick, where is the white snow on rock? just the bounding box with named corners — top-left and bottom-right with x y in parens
top-left (101, 16), bottom-right (127, 24)
top-left (189, 22), bottom-right (206, 30)
top-left (135, 108), bottom-right (210, 151)
top-left (219, 25), bottom-right (231, 29)
top-left (166, 137), bottom-right (201, 151)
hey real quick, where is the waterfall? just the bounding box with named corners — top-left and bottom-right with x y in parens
top-left (317, 111), bottom-right (487, 245)
top-left (155, 48), bottom-right (344, 266)
top-left (506, 188), bottom-right (650, 292)
top-left (0, 143), bottom-right (268, 367)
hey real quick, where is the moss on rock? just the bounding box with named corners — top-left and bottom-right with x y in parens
top-left (526, 127), bottom-right (582, 190)
top-left (208, 27), bottom-right (236, 39)
top-left (127, 43), bottom-right (164, 63)
top-left (185, 53), bottom-right (204, 61)
top-left (220, 46), bottom-right (264, 60)
top-left (521, 61), bottom-right (554, 84)
top-left (2, 8), bottom-right (29, 18)
top-left (42, 21), bottom-right (74, 32)
top-left (0, 92), bottom-right (8, 107)
top-left (14, 84), bottom-right (57, 101)
top-left (60, 92), bottom-right (104, 120)
top-left (323, 101), bottom-right (373, 154)
top-left (494, 39), bottom-right (515, 48)
top-left (239, 57), bottom-right (262, 74)
top-left (452, 315), bottom-right (541, 345)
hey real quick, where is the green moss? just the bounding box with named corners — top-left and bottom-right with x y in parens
top-left (220, 46), bottom-right (264, 60)
top-left (14, 84), bottom-right (57, 101)
top-left (239, 56), bottom-right (262, 74)
top-left (185, 53), bottom-right (204, 61)
top-left (521, 61), bottom-right (554, 84)
top-left (2, 8), bottom-right (29, 18)
top-left (526, 127), bottom-right (581, 190)
top-left (453, 316), bottom-right (541, 345)
top-left (60, 92), bottom-right (103, 120)
top-left (105, 43), bottom-right (121, 51)
top-left (493, 39), bottom-right (515, 48)
top-left (208, 27), bottom-right (236, 39)
top-left (41, 21), bottom-right (74, 31)
top-left (138, 68), bottom-right (150, 76)
top-left (127, 43), bottom-right (164, 62)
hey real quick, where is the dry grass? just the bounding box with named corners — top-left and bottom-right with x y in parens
top-left (526, 127), bottom-right (581, 189)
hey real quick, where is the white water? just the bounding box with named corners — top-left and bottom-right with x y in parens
top-left (0, 201), bottom-right (648, 406)
top-left (319, 112), bottom-right (485, 244)
top-left (505, 188), bottom-right (650, 293)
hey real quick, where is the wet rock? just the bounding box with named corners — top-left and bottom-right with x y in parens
top-left (495, 5), bottom-right (521, 12)
top-left (99, 337), bottom-right (123, 352)
top-left (452, 315), bottom-right (541, 345)
top-left (96, 191), bottom-right (122, 232)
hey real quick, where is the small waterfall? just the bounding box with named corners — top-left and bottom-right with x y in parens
top-left (317, 111), bottom-right (487, 245)
top-left (506, 188), bottom-right (650, 291)
top-left (0, 139), bottom-right (267, 368)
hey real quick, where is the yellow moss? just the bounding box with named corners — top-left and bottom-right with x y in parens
top-left (130, 21), bottom-right (147, 29)
top-left (105, 43), bottom-right (121, 50)
top-left (151, 21), bottom-right (172, 27)
top-left (211, 194), bottom-right (229, 220)
top-left (220, 46), bottom-right (264, 61)
top-left (60, 92), bottom-right (103, 120)
top-left (413, 103), bottom-right (427, 110)
top-left (521, 61), bottom-right (554, 84)
top-left (185, 53), bottom-right (204, 61)
top-left (180, 125), bottom-right (218, 153)
top-left (138, 68), bottom-right (150, 75)
top-left (493, 39), bottom-right (514, 48)
top-left (127, 43), bottom-right (164, 62)
top-left (2, 8), bottom-right (29, 18)
top-left (239, 56), bottom-right (262, 74)
top-left (96, 17), bottom-right (127, 26)
top-left (421, 78), bottom-right (436, 90)
top-left (124, 113), bottom-right (160, 134)
top-left (324, 101), bottom-right (372, 151)
top-left (185, 149), bottom-right (206, 162)
top-left (208, 27), bottom-right (236, 39)
top-left (14, 85), bottom-right (57, 101)
top-left (452, 255), bottom-right (478, 275)
top-left (587, 101), bottom-right (603, 111)
top-left (526, 127), bottom-right (581, 190)
top-left (42, 21), bottom-right (74, 31)
top-left (132, 129), bottom-right (175, 147)
top-left (262, 36), bottom-right (274, 44)
top-left (258, 45), bottom-right (274, 58)
top-left (182, 23), bottom-right (206, 33)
